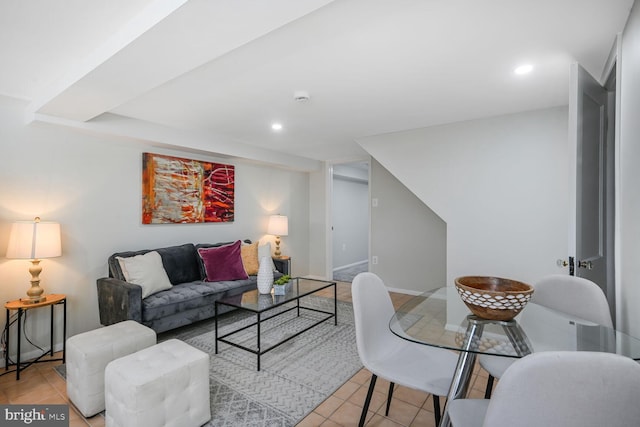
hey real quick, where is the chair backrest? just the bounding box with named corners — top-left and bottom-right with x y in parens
top-left (532, 274), bottom-right (613, 328)
top-left (483, 351), bottom-right (640, 427)
top-left (352, 272), bottom-right (397, 369)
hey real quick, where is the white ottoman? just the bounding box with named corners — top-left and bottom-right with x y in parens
top-left (66, 321), bottom-right (156, 417)
top-left (104, 339), bottom-right (211, 427)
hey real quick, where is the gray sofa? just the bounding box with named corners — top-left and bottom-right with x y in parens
top-left (96, 241), bottom-right (286, 333)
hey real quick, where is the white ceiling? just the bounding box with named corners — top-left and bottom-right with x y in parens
top-left (0, 0), bottom-right (634, 167)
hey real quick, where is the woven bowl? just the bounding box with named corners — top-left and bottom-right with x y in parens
top-left (454, 276), bottom-right (534, 321)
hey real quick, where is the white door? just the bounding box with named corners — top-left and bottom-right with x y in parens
top-left (568, 62), bottom-right (615, 320)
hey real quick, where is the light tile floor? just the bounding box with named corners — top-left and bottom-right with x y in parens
top-left (0, 282), bottom-right (491, 426)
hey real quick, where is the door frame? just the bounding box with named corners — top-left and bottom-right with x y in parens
top-left (568, 34), bottom-right (622, 326)
top-left (605, 34), bottom-right (623, 328)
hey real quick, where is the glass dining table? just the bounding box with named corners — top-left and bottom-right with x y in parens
top-left (389, 286), bottom-right (640, 427)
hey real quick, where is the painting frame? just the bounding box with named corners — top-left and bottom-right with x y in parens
top-left (142, 152), bottom-right (235, 224)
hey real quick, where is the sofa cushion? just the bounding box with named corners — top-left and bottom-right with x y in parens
top-left (156, 244), bottom-right (202, 284)
top-left (241, 241), bottom-right (259, 275)
top-left (195, 240), bottom-right (247, 279)
top-left (197, 240), bottom-right (249, 282)
top-left (141, 279), bottom-right (257, 322)
top-left (109, 244), bottom-right (201, 284)
top-left (117, 251), bottom-right (173, 298)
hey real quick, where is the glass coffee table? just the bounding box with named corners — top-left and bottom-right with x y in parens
top-left (214, 277), bottom-right (337, 370)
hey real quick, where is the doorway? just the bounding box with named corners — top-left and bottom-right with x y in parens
top-left (331, 161), bottom-right (370, 282)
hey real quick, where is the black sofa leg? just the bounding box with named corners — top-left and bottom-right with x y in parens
top-left (359, 374), bottom-right (377, 427)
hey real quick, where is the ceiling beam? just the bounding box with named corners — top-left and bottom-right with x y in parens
top-left (33, 112), bottom-right (322, 172)
top-left (26, 0), bottom-right (335, 123)
top-left (26, 0), bottom-right (189, 121)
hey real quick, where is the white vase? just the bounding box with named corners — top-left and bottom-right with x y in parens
top-left (257, 256), bottom-right (274, 294)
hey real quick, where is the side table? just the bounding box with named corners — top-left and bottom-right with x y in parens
top-left (273, 256), bottom-right (291, 275)
top-left (5, 294), bottom-right (67, 380)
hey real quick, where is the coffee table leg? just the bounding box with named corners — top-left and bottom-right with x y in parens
top-left (257, 312), bottom-right (261, 371)
top-left (334, 283), bottom-right (337, 325)
top-left (215, 303), bottom-right (219, 354)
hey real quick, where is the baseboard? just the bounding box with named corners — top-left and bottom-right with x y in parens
top-left (332, 260), bottom-right (368, 272)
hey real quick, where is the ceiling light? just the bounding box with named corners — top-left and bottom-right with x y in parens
top-left (271, 123), bottom-right (283, 131)
top-left (514, 64), bottom-right (533, 75)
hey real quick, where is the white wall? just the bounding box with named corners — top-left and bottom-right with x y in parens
top-left (359, 106), bottom-right (570, 288)
top-left (619, 0), bottom-right (640, 336)
top-left (308, 163), bottom-right (331, 278)
top-left (0, 97), bottom-right (310, 361)
top-left (370, 159), bottom-right (447, 292)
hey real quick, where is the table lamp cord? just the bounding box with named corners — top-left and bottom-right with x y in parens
top-left (0, 311), bottom-right (47, 377)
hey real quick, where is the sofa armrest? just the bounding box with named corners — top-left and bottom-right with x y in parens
top-left (96, 277), bottom-right (143, 326)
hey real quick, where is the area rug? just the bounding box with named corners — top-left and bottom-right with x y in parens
top-left (57, 296), bottom-right (361, 426)
top-left (173, 296), bottom-right (361, 426)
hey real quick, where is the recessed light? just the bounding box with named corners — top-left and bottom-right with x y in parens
top-left (514, 64), bottom-right (533, 75)
top-left (271, 123), bottom-right (283, 131)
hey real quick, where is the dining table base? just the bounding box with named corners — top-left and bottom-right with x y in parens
top-left (438, 315), bottom-right (532, 427)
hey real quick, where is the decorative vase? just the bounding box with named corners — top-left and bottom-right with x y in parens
top-left (257, 256), bottom-right (274, 294)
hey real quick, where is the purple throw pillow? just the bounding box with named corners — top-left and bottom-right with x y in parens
top-left (197, 240), bottom-right (249, 282)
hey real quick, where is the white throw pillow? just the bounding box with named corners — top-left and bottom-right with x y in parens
top-left (258, 242), bottom-right (277, 272)
top-left (116, 251), bottom-right (173, 298)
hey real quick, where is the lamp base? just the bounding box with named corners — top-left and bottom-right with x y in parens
top-left (20, 296), bottom-right (46, 305)
top-left (274, 236), bottom-right (282, 257)
top-left (24, 260), bottom-right (46, 304)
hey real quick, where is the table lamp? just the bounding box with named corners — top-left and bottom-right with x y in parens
top-left (267, 214), bottom-right (288, 257)
top-left (6, 217), bottom-right (61, 304)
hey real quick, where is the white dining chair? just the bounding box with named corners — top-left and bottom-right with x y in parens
top-left (448, 351), bottom-right (640, 427)
top-left (352, 272), bottom-right (458, 426)
top-left (479, 274), bottom-right (613, 398)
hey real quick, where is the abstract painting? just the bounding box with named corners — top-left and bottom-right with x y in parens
top-left (142, 153), bottom-right (234, 224)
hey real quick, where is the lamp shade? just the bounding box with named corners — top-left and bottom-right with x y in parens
top-left (6, 219), bottom-right (61, 259)
top-left (267, 215), bottom-right (288, 236)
